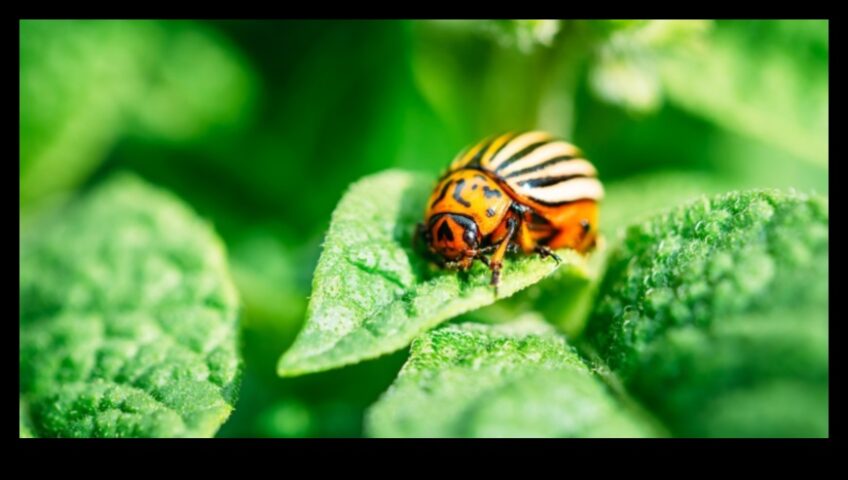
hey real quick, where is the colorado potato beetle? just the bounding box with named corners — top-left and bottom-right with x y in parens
top-left (417, 131), bottom-right (603, 291)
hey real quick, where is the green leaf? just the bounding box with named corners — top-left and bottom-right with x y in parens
top-left (20, 20), bottom-right (255, 208)
top-left (480, 20), bottom-right (562, 52)
top-left (585, 189), bottom-right (828, 437)
top-left (422, 20), bottom-right (562, 53)
top-left (529, 171), bottom-right (728, 337)
top-left (20, 401), bottom-right (34, 438)
top-left (277, 170), bottom-right (590, 377)
top-left (583, 20), bottom-right (711, 114)
top-left (630, 306), bottom-right (828, 437)
top-left (366, 320), bottom-right (657, 437)
top-left (20, 20), bottom-right (151, 205)
top-left (127, 22), bottom-right (257, 145)
top-left (601, 171), bottom-right (732, 236)
top-left (20, 174), bottom-right (242, 438)
top-left (660, 20), bottom-right (828, 167)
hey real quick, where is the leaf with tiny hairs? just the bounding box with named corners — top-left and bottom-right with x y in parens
top-left (365, 320), bottom-right (657, 437)
top-left (277, 169), bottom-right (592, 377)
top-left (20, 173), bottom-right (241, 438)
top-left (585, 189), bottom-right (828, 437)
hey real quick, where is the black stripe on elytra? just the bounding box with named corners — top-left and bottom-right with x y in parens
top-left (503, 155), bottom-right (576, 179)
top-left (466, 137), bottom-right (496, 167)
top-left (486, 207), bottom-right (496, 217)
top-left (517, 174), bottom-right (589, 189)
top-left (528, 196), bottom-right (596, 207)
top-left (430, 180), bottom-right (453, 208)
top-left (452, 179), bottom-right (471, 207)
top-left (437, 220), bottom-right (454, 242)
top-left (495, 140), bottom-right (551, 173)
top-left (483, 132), bottom-right (518, 165)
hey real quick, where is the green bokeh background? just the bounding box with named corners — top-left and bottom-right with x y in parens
top-left (20, 19), bottom-right (828, 437)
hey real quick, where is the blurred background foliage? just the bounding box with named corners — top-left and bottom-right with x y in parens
top-left (20, 19), bottom-right (828, 437)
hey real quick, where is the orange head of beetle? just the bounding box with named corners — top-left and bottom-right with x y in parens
top-left (425, 213), bottom-right (480, 261)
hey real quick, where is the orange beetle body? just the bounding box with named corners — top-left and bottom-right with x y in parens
top-left (419, 131), bottom-right (603, 289)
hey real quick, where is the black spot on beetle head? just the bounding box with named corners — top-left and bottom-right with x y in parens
top-left (428, 213), bottom-right (479, 260)
top-left (437, 220), bottom-right (454, 242)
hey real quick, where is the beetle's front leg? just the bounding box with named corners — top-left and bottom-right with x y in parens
top-left (488, 217), bottom-right (518, 295)
top-left (474, 254), bottom-right (491, 268)
top-left (470, 244), bottom-right (498, 256)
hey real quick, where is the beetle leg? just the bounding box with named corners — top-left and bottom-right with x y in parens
top-left (510, 202), bottom-right (529, 215)
top-left (534, 245), bottom-right (562, 264)
top-left (467, 244), bottom-right (497, 255)
top-left (489, 217), bottom-right (518, 294)
top-left (515, 217), bottom-right (539, 254)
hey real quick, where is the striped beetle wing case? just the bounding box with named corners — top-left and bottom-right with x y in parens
top-left (449, 131), bottom-right (604, 208)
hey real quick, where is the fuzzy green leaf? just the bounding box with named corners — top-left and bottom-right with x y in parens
top-left (19, 174), bottom-right (241, 438)
top-left (277, 170), bottom-right (590, 377)
top-left (585, 189), bottom-right (828, 437)
top-left (366, 320), bottom-right (656, 437)
top-left (530, 171), bottom-right (729, 338)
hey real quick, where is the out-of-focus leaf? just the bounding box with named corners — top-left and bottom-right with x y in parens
top-left (277, 170), bottom-right (590, 377)
top-left (588, 20), bottom-right (712, 114)
top-left (20, 174), bottom-right (241, 437)
top-left (21, 21), bottom-right (152, 205)
top-left (20, 402), bottom-right (33, 438)
top-left (481, 20), bottom-right (562, 52)
top-left (366, 320), bottom-right (658, 437)
top-left (20, 20), bottom-right (256, 207)
top-left (573, 91), bottom-right (827, 196)
top-left (660, 20), bottom-right (828, 167)
top-left (410, 21), bottom-right (541, 142)
top-left (424, 20), bottom-right (561, 52)
top-left (631, 306), bottom-right (827, 437)
top-left (585, 189), bottom-right (828, 437)
top-left (127, 22), bottom-right (257, 145)
top-left (165, 20), bottom-right (415, 237)
top-left (227, 228), bottom-right (310, 335)
top-left (219, 331), bottom-right (407, 438)
top-left (525, 248), bottom-right (606, 338)
top-left (590, 47), bottom-right (661, 113)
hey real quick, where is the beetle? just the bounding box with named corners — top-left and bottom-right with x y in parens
top-left (417, 131), bottom-right (603, 291)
